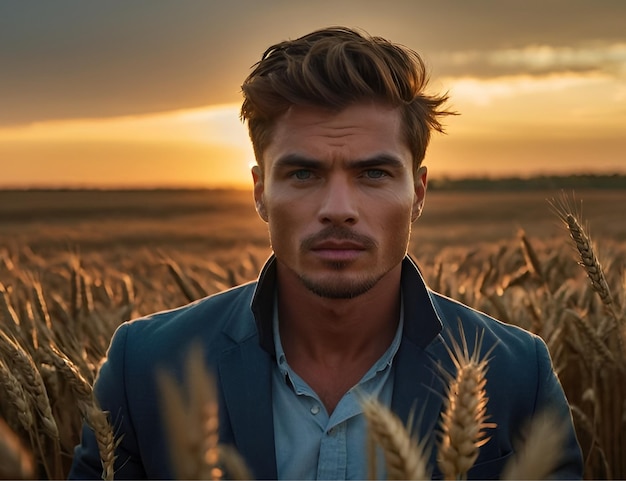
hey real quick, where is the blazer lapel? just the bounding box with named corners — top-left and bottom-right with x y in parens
top-left (218, 338), bottom-right (277, 480)
top-left (391, 336), bottom-right (448, 476)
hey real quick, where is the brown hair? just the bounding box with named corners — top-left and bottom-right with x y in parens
top-left (240, 26), bottom-right (454, 172)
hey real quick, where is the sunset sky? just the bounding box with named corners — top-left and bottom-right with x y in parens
top-left (1, 0), bottom-right (625, 188)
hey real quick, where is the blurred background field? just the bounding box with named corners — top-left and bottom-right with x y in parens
top-left (2, 187), bottom-right (625, 254)
top-left (1, 187), bottom-right (625, 315)
top-left (0, 186), bottom-right (625, 479)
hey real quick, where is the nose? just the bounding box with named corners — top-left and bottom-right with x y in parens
top-left (317, 175), bottom-right (359, 225)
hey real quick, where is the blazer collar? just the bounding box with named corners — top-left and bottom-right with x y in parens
top-left (250, 254), bottom-right (444, 354)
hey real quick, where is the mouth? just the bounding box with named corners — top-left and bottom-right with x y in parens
top-left (310, 240), bottom-right (367, 262)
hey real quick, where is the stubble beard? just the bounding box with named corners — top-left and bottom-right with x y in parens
top-left (297, 262), bottom-right (386, 299)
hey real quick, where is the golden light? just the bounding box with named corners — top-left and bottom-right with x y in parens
top-left (0, 104), bottom-right (255, 189)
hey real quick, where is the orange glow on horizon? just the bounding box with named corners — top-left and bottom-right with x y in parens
top-left (1, 70), bottom-right (625, 189)
top-left (0, 104), bottom-right (257, 189)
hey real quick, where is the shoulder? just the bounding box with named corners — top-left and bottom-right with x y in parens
top-left (84, 283), bottom-right (259, 479)
top-left (429, 290), bottom-right (542, 356)
top-left (427, 289), bottom-right (554, 404)
top-left (93, 280), bottom-right (260, 422)
top-left (124, 281), bottom-right (257, 338)
top-left (104, 281), bottom-right (259, 372)
top-left (427, 290), bottom-right (563, 415)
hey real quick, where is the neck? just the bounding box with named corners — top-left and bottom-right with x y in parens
top-left (276, 263), bottom-right (402, 364)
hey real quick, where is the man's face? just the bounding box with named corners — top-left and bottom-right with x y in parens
top-left (252, 101), bottom-right (426, 299)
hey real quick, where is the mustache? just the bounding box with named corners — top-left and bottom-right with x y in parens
top-left (301, 226), bottom-right (376, 250)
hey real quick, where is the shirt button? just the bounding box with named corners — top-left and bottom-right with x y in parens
top-left (310, 405), bottom-right (320, 415)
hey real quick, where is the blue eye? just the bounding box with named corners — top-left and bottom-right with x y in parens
top-left (365, 169), bottom-right (386, 179)
top-left (292, 170), bottom-right (312, 180)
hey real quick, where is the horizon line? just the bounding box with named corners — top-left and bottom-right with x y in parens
top-left (2, 172), bottom-right (625, 192)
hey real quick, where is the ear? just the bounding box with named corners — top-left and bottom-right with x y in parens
top-left (411, 166), bottom-right (427, 222)
top-left (251, 165), bottom-right (268, 222)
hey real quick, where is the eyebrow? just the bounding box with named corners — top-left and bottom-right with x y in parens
top-left (347, 155), bottom-right (405, 170)
top-left (273, 154), bottom-right (321, 170)
top-left (273, 153), bottom-right (405, 170)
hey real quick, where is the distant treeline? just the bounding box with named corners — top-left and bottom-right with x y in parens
top-left (2, 174), bottom-right (626, 193)
top-left (428, 174), bottom-right (626, 191)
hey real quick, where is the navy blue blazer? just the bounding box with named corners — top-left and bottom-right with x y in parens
top-left (69, 256), bottom-right (583, 479)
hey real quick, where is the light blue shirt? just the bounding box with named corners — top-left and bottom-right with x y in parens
top-left (272, 299), bottom-right (404, 480)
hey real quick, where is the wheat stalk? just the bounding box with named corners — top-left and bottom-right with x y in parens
top-left (69, 253), bottom-right (81, 320)
top-left (79, 400), bottom-right (120, 481)
top-left (0, 358), bottom-right (34, 434)
top-left (0, 330), bottom-right (59, 441)
top-left (218, 444), bottom-right (254, 480)
top-left (0, 329), bottom-right (63, 479)
top-left (43, 342), bottom-right (93, 403)
top-left (164, 257), bottom-right (199, 303)
top-left (565, 309), bottom-right (618, 369)
top-left (437, 327), bottom-right (495, 480)
top-left (519, 230), bottom-right (544, 283)
top-left (361, 397), bottom-right (430, 480)
top-left (550, 196), bottom-right (621, 329)
top-left (28, 275), bottom-right (53, 330)
top-left (501, 409), bottom-right (567, 480)
top-left (0, 417), bottom-right (34, 480)
top-left (157, 344), bottom-right (253, 480)
top-left (157, 343), bottom-right (223, 480)
top-left (0, 281), bottom-right (21, 330)
top-left (79, 270), bottom-right (95, 317)
top-left (565, 214), bottom-right (613, 306)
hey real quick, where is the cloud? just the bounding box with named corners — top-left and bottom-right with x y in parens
top-left (437, 43), bottom-right (626, 79)
top-left (490, 43), bottom-right (626, 73)
top-left (3, 1), bottom-right (626, 124)
top-left (0, 104), bottom-right (250, 148)
top-left (444, 72), bottom-right (613, 106)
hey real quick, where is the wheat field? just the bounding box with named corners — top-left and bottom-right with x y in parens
top-left (0, 188), bottom-right (624, 479)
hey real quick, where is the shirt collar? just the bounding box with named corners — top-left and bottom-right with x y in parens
top-left (251, 255), bottom-right (443, 356)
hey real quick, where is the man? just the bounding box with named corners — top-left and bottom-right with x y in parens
top-left (70, 27), bottom-right (583, 479)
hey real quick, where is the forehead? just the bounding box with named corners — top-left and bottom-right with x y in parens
top-left (263, 102), bottom-right (409, 165)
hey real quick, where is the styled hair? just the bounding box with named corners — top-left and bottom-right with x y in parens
top-left (240, 26), bottom-right (454, 172)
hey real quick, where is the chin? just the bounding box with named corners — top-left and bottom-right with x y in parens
top-left (298, 272), bottom-right (380, 299)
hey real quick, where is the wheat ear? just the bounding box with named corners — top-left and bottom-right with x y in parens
top-left (565, 309), bottom-right (618, 369)
top-left (0, 330), bottom-right (62, 478)
top-left (0, 358), bottom-right (34, 433)
top-left (566, 214), bottom-right (613, 305)
top-left (361, 397), bottom-right (430, 480)
top-left (437, 327), bottom-right (495, 480)
top-left (0, 417), bottom-right (34, 480)
top-left (552, 197), bottom-right (626, 372)
top-left (79, 400), bottom-right (119, 481)
top-left (218, 444), bottom-right (254, 480)
top-left (501, 409), bottom-right (567, 480)
top-left (157, 343), bottom-right (223, 480)
top-left (43, 343), bottom-right (93, 403)
top-left (0, 330), bottom-right (59, 441)
top-left (550, 196), bottom-right (621, 328)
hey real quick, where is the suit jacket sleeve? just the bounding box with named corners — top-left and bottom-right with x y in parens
top-left (532, 335), bottom-right (583, 479)
top-left (68, 322), bottom-right (148, 480)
